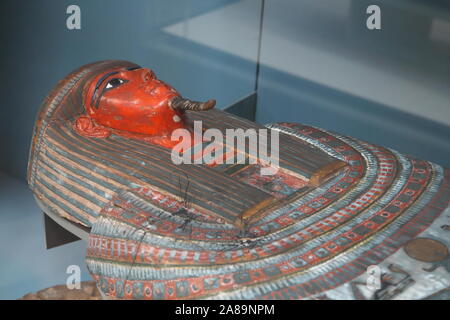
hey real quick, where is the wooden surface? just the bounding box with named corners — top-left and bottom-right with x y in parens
top-left (19, 282), bottom-right (102, 300)
top-left (186, 109), bottom-right (346, 182)
top-left (31, 105), bottom-right (346, 229)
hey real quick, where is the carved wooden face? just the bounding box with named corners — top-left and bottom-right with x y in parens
top-left (84, 66), bottom-right (184, 136)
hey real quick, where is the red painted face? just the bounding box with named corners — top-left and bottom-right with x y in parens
top-left (83, 67), bottom-right (183, 137)
top-left (74, 64), bottom-right (215, 148)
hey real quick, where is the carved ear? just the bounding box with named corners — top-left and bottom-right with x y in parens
top-left (74, 116), bottom-right (111, 138)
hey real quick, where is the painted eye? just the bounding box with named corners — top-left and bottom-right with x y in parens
top-left (105, 78), bottom-right (125, 89)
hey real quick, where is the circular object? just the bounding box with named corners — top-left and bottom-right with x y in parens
top-left (404, 238), bottom-right (449, 263)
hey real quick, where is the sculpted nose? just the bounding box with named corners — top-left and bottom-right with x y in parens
top-left (141, 68), bottom-right (156, 82)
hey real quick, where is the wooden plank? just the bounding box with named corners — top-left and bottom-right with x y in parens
top-left (37, 120), bottom-right (275, 229)
top-left (186, 109), bottom-right (347, 182)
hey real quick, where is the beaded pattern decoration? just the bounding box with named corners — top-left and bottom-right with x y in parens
top-left (86, 123), bottom-right (450, 300)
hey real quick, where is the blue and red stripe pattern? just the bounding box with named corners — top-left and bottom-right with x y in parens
top-left (27, 61), bottom-right (449, 300)
top-left (86, 123), bottom-right (449, 299)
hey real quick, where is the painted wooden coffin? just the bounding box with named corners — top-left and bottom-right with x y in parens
top-left (28, 60), bottom-right (450, 300)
